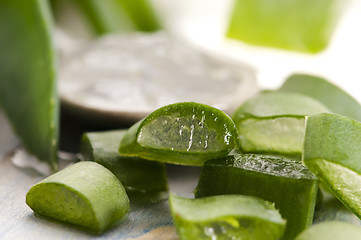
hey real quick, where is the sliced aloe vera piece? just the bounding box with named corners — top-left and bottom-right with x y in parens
top-left (280, 74), bottom-right (361, 121)
top-left (80, 129), bottom-right (168, 201)
top-left (0, 0), bottom-right (58, 169)
top-left (119, 102), bottom-right (238, 166)
top-left (295, 221), bottom-right (361, 240)
top-left (226, 0), bottom-right (341, 53)
top-left (195, 154), bottom-right (318, 240)
top-left (303, 113), bottom-right (361, 219)
top-left (170, 194), bottom-right (286, 240)
top-left (232, 92), bottom-right (329, 157)
top-left (26, 161), bottom-right (129, 233)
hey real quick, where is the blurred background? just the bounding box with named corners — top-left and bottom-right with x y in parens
top-left (54, 0), bottom-right (361, 97)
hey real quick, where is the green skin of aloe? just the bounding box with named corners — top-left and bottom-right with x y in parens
top-left (303, 113), bottom-right (361, 220)
top-left (195, 154), bottom-right (318, 240)
top-left (26, 161), bottom-right (129, 234)
top-left (0, 0), bottom-right (58, 169)
top-left (80, 129), bottom-right (168, 202)
top-left (279, 74), bottom-right (361, 122)
top-left (170, 194), bottom-right (286, 240)
top-left (119, 102), bottom-right (239, 166)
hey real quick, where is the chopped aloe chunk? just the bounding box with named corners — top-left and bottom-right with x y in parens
top-left (170, 194), bottom-right (286, 240)
top-left (119, 102), bottom-right (238, 166)
top-left (280, 74), bottom-right (361, 121)
top-left (0, 0), bottom-right (58, 169)
top-left (195, 154), bottom-right (318, 240)
top-left (80, 129), bottom-right (168, 201)
top-left (226, 0), bottom-right (342, 53)
top-left (294, 221), bottom-right (361, 240)
top-left (26, 161), bottom-right (129, 233)
top-left (303, 113), bottom-right (361, 219)
top-left (232, 92), bottom-right (329, 158)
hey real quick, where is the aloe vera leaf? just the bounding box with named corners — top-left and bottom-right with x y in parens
top-left (118, 102), bottom-right (238, 166)
top-left (117, 0), bottom-right (161, 32)
top-left (80, 129), bottom-right (168, 201)
top-left (170, 194), bottom-right (286, 240)
top-left (280, 74), bottom-right (361, 121)
top-left (0, 0), bottom-right (58, 169)
top-left (232, 92), bottom-right (329, 157)
top-left (304, 113), bottom-right (361, 219)
top-left (195, 154), bottom-right (318, 240)
top-left (71, 0), bottom-right (135, 35)
top-left (294, 221), bottom-right (361, 240)
top-left (53, 0), bottom-right (160, 35)
top-left (226, 0), bottom-right (342, 53)
top-left (26, 161), bottom-right (129, 234)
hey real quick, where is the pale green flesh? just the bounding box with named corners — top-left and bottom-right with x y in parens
top-left (26, 183), bottom-right (98, 230)
top-left (26, 162), bottom-right (129, 233)
top-left (295, 221), bottom-right (361, 240)
top-left (306, 159), bottom-right (361, 219)
top-left (238, 117), bottom-right (305, 154)
top-left (170, 195), bottom-right (285, 240)
top-left (233, 92), bottom-right (329, 157)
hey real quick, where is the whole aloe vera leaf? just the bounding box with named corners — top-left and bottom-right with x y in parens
top-left (280, 74), bottom-right (361, 121)
top-left (0, 0), bottom-right (58, 169)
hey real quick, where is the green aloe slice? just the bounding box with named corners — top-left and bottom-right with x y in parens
top-left (26, 161), bottom-right (129, 234)
top-left (195, 154), bottom-right (318, 240)
top-left (279, 74), bottom-right (361, 121)
top-left (303, 113), bottom-right (361, 219)
top-left (294, 221), bottom-right (361, 240)
top-left (226, 0), bottom-right (341, 53)
top-left (0, 0), bottom-right (58, 169)
top-left (119, 102), bottom-right (238, 166)
top-left (232, 92), bottom-right (329, 158)
top-left (80, 129), bottom-right (168, 201)
top-left (169, 194), bottom-right (286, 240)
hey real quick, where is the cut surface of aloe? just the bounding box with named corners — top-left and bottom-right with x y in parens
top-left (280, 74), bottom-right (361, 121)
top-left (170, 194), bottom-right (286, 240)
top-left (119, 102), bottom-right (238, 166)
top-left (195, 154), bottom-right (318, 240)
top-left (80, 129), bottom-right (168, 201)
top-left (232, 92), bottom-right (329, 157)
top-left (0, 0), bottom-right (58, 169)
top-left (303, 113), bottom-right (361, 219)
top-left (26, 161), bottom-right (129, 233)
top-left (294, 221), bottom-right (361, 240)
